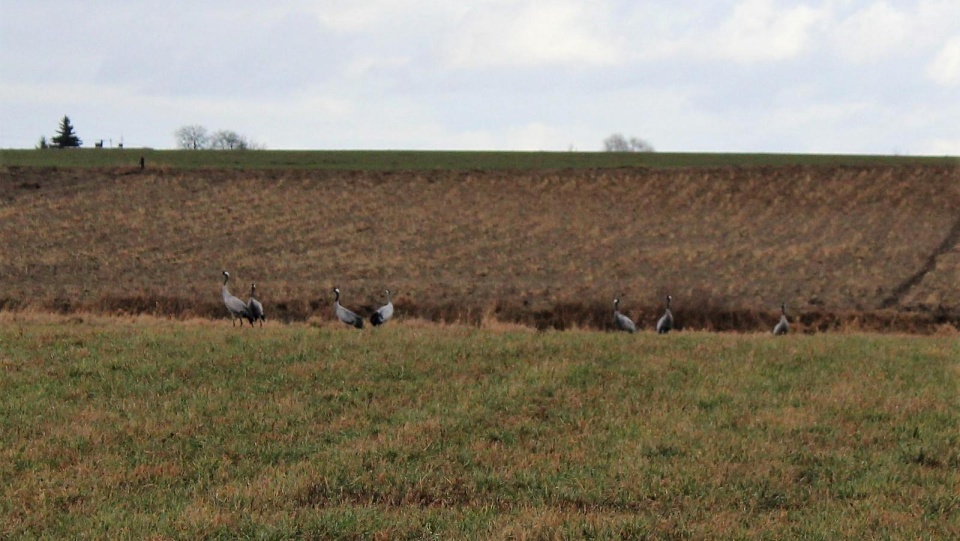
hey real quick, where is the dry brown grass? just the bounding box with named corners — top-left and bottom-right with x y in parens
top-left (2, 164), bottom-right (959, 332)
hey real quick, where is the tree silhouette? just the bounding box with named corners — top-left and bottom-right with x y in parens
top-left (51, 116), bottom-right (82, 148)
top-left (174, 125), bottom-right (209, 150)
top-left (603, 133), bottom-right (654, 152)
top-left (210, 130), bottom-right (249, 150)
top-left (174, 125), bottom-right (264, 150)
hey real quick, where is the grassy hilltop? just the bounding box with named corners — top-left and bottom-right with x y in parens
top-left (2, 148), bottom-right (957, 170)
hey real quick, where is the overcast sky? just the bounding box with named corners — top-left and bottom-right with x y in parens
top-left (2, 1), bottom-right (959, 154)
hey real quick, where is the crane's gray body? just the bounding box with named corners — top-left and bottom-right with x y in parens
top-left (248, 283), bottom-right (265, 327)
top-left (613, 298), bottom-right (636, 333)
top-left (773, 303), bottom-right (789, 335)
top-left (334, 288), bottom-right (364, 329)
top-left (656, 295), bottom-right (673, 334)
top-left (371, 289), bottom-right (394, 326)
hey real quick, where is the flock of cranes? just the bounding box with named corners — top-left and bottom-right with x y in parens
top-left (221, 271), bottom-right (264, 327)
top-left (333, 286), bottom-right (395, 329)
top-left (615, 294), bottom-right (789, 335)
top-left (222, 271), bottom-right (788, 335)
top-left (221, 271), bottom-right (394, 329)
top-left (614, 295), bottom-right (677, 334)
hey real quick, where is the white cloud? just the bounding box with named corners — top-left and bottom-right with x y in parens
top-left (927, 36), bottom-right (960, 86)
top-left (615, 0), bottom-right (825, 64)
top-left (709, 0), bottom-right (825, 62)
top-left (833, 1), bottom-right (910, 62)
top-left (830, 0), bottom-right (960, 63)
top-left (307, 0), bottom-right (454, 32)
top-left (445, 1), bottom-right (618, 69)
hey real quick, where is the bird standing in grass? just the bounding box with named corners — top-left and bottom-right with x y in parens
top-left (773, 302), bottom-right (789, 335)
top-left (221, 271), bottom-right (254, 327)
top-left (656, 295), bottom-right (673, 334)
top-left (613, 298), bottom-right (637, 333)
top-left (334, 287), bottom-right (364, 328)
top-left (248, 283), bottom-right (265, 327)
top-left (371, 289), bottom-right (394, 326)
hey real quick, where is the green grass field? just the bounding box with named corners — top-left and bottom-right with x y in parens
top-left (2, 314), bottom-right (957, 539)
top-left (2, 148), bottom-right (957, 170)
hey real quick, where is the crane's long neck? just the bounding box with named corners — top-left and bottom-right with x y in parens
top-left (222, 274), bottom-right (231, 298)
top-left (781, 303), bottom-right (786, 316)
top-left (614, 299), bottom-right (620, 313)
top-left (386, 290), bottom-right (392, 303)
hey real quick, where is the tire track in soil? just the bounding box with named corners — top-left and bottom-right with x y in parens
top-left (880, 213), bottom-right (960, 309)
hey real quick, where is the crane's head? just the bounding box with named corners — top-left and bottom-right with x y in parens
top-left (223, 270), bottom-right (229, 277)
top-left (252, 283), bottom-right (257, 291)
top-left (613, 298), bottom-right (620, 307)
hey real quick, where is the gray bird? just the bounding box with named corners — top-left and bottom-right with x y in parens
top-left (613, 298), bottom-right (637, 333)
top-left (334, 287), bottom-right (364, 329)
top-left (248, 283), bottom-right (265, 327)
top-left (370, 288), bottom-right (394, 326)
top-left (773, 302), bottom-right (789, 335)
top-left (221, 271), bottom-right (254, 327)
top-left (656, 294), bottom-right (673, 334)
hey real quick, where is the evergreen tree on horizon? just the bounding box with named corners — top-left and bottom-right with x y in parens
top-left (51, 115), bottom-right (82, 148)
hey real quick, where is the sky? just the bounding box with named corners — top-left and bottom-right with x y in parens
top-left (1, 0), bottom-right (959, 154)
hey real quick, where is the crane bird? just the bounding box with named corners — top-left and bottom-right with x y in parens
top-left (333, 287), bottom-right (364, 329)
top-left (773, 302), bottom-right (789, 335)
top-left (613, 298), bottom-right (637, 333)
top-left (370, 288), bottom-right (394, 326)
top-left (656, 294), bottom-right (674, 334)
top-left (248, 283), bottom-right (265, 327)
top-left (221, 271), bottom-right (254, 327)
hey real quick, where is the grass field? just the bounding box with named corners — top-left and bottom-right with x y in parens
top-left (2, 148), bottom-right (958, 170)
top-left (1, 314), bottom-right (957, 538)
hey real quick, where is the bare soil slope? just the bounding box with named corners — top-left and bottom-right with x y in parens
top-left (2, 164), bottom-right (958, 332)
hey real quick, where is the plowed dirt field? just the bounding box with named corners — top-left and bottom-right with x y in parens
top-left (2, 164), bottom-right (958, 333)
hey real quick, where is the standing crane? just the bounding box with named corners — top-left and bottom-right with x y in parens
top-left (656, 294), bottom-right (674, 334)
top-left (221, 271), bottom-right (254, 327)
top-left (613, 298), bottom-right (637, 333)
top-left (773, 302), bottom-right (789, 335)
top-left (334, 287), bottom-right (364, 329)
top-left (371, 289), bottom-right (394, 326)
top-left (248, 283), bottom-right (265, 327)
